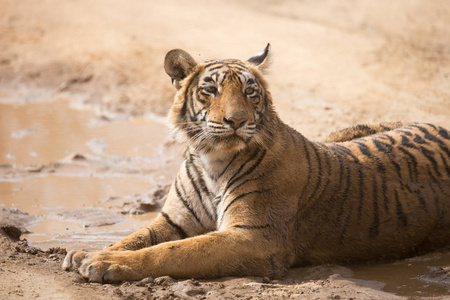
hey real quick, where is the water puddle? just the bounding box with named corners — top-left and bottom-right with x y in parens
top-left (0, 100), bottom-right (170, 164)
top-left (0, 98), bottom-right (179, 250)
top-left (351, 252), bottom-right (450, 297)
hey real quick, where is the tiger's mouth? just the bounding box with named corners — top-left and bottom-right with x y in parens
top-left (181, 120), bottom-right (258, 153)
top-left (210, 125), bottom-right (254, 142)
top-left (208, 132), bottom-right (250, 153)
top-left (187, 126), bottom-right (254, 153)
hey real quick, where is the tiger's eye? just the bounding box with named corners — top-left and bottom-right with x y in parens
top-left (245, 87), bottom-right (255, 95)
top-left (204, 86), bottom-right (217, 94)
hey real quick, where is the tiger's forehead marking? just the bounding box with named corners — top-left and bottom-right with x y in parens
top-left (200, 60), bottom-right (255, 86)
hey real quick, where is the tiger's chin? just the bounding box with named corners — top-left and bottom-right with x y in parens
top-left (196, 134), bottom-right (252, 155)
top-left (215, 136), bottom-right (248, 153)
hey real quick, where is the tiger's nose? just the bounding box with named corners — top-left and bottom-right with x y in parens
top-left (223, 117), bottom-right (247, 129)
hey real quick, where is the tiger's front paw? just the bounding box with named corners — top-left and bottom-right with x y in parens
top-left (78, 251), bottom-right (143, 283)
top-left (62, 249), bottom-right (88, 271)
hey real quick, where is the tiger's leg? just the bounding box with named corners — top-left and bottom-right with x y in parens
top-left (63, 175), bottom-right (214, 271)
top-left (76, 227), bottom-right (288, 283)
top-left (62, 213), bottom-right (187, 271)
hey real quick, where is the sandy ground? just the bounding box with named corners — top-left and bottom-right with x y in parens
top-left (1, 0), bottom-right (450, 299)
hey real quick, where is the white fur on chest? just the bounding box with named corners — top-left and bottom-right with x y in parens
top-left (198, 152), bottom-right (230, 194)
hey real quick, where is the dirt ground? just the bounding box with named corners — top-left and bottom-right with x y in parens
top-left (1, 0), bottom-right (450, 299)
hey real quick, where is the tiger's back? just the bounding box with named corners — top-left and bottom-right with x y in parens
top-left (295, 122), bottom-right (450, 264)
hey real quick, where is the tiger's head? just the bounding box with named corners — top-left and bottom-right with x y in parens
top-left (164, 44), bottom-right (278, 154)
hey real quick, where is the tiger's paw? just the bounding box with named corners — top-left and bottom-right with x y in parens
top-left (62, 249), bottom-right (87, 271)
top-left (78, 251), bottom-right (143, 283)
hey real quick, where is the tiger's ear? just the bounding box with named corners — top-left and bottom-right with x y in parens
top-left (164, 49), bottom-right (197, 89)
top-left (247, 43), bottom-right (272, 72)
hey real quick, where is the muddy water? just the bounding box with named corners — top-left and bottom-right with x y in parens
top-left (1, 99), bottom-right (449, 297)
top-left (1, 175), bottom-right (158, 250)
top-left (0, 100), bottom-right (169, 164)
top-left (1, 99), bottom-right (178, 250)
top-left (351, 251), bottom-right (450, 296)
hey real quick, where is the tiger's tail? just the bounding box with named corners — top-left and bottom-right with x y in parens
top-left (324, 122), bottom-right (407, 143)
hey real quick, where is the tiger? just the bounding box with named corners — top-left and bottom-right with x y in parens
top-left (63, 44), bottom-right (450, 283)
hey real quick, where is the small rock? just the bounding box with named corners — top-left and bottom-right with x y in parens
top-left (135, 277), bottom-right (154, 287)
top-left (154, 276), bottom-right (175, 286)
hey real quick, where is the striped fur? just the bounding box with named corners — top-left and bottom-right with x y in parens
top-left (63, 45), bottom-right (450, 283)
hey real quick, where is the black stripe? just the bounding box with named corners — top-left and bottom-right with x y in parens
top-left (174, 177), bottom-right (204, 228)
top-left (397, 129), bottom-right (413, 137)
top-left (355, 124), bottom-right (377, 135)
top-left (373, 138), bottom-right (393, 153)
top-left (295, 143), bottom-right (323, 219)
top-left (286, 138), bottom-right (312, 225)
top-left (339, 204), bottom-right (353, 243)
top-left (380, 133), bottom-right (396, 144)
top-left (226, 64), bottom-right (249, 73)
top-left (188, 78), bottom-right (200, 122)
top-left (188, 154), bottom-right (215, 195)
top-left (191, 159), bottom-right (215, 200)
top-left (411, 124), bottom-right (435, 138)
top-left (420, 146), bottom-right (441, 177)
top-left (298, 146), bottom-right (335, 220)
top-left (380, 124), bottom-right (392, 131)
top-left (369, 179), bottom-right (380, 237)
top-left (218, 152), bottom-right (240, 179)
top-left (367, 140), bottom-right (390, 213)
top-left (427, 169), bottom-right (450, 199)
top-left (347, 143), bottom-right (366, 224)
top-left (185, 161), bottom-right (215, 222)
top-left (143, 227), bottom-right (157, 246)
top-left (222, 188), bottom-right (275, 218)
top-left (356, 141), bottom-right (373, 159)
top-left (357, 164), bottom-right (365, 224)
top-left (195, 89), bottom-right (208, 104)
top-left (415, 125), bottom-right (450, 164)
top-left (331, 144), bottom-right (360, 162)
top-left (224, 152), bottom-right (255, 187)
top-left (194, 107), bottom-right (206, 121)
top-left (426, 175), bottom-right (441, 218)
top-left (438, 127), bottom-right (450, 140)
top-left (437, 142), bottom-right (450, 163)
top-left (204, 61), bottom-right (224, 69)
top-left (398, 146), bottom-right (418, 182)
top-left (180, 75), bottom-right (198, 121)
top-left (414, 134), bottom-right (427, 144)
top-left (227, 162), bottom-right (278, 196)
top-left (226, 149), bottom-right (265, 191)
top-left (335, 158), bottom-right (352, 224)
top-left (207, 65), bottom-right (226, 72)
top-left (394, 190), bottom-right (408, 227)
top-left (374, 138), bottom-right (403, 180)
top-left (161, 211), bottom-right (187, 239)
top-left (417, 193), bottom-right (428, 213)
top-left (439, 153), bottom-right (450, 177)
